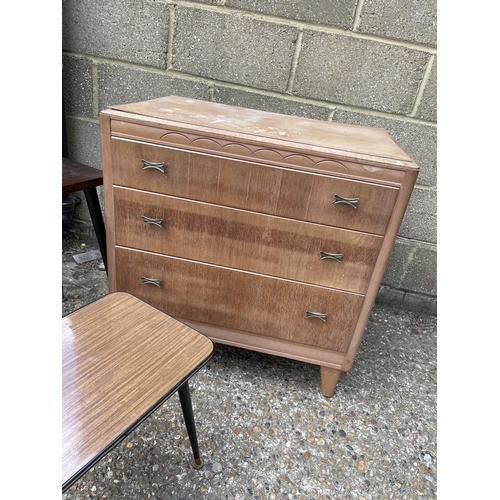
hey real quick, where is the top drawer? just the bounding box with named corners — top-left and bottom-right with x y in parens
top-left (109, 137), bottom-right (399, 235)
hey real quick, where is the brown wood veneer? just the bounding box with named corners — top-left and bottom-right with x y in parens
top-left (100, 96), bottom-right (419, 397)
top-left (109, 138), bottom-right (399, 234)
top-left (112, 187), bottom-right (383, 294)
top-left (62, 157), bottom-right (103, 194)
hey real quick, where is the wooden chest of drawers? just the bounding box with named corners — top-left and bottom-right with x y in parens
top-left (100, 96), bottom-right (419, 397)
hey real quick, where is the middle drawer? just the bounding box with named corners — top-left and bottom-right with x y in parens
top-left (113, 186), bottom-right (383, 294)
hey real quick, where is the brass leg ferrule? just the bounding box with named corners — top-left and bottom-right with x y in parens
top-left (192, 458), bottom-right (204, 469)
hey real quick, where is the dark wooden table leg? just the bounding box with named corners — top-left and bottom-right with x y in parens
top-left (177, 381), bottom-right (204, 469)
top-left (83, 186), bottom-right (107, 274)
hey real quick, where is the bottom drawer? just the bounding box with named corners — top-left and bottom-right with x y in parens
top-left (114, 247), bottom-right (364, 353)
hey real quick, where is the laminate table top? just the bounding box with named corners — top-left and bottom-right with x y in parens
top-left (62, 292), bottom-right (213, 490)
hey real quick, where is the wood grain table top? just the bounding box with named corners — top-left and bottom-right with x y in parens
top-left (62, 157), bottom-right (104, 194)
top-left (62, 292), bottom-right (213, 489)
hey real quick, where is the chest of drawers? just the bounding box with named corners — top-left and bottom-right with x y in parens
top-left (100, 96), bottom-right (419, 397)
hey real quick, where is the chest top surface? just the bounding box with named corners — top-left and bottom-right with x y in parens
top-left (104, 96), bottom-right (417, 169)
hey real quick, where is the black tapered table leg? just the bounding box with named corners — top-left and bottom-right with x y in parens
top-left (83, 186), bottom-right (107, 274)
top-left (177, 380), bottom-right (204, 469)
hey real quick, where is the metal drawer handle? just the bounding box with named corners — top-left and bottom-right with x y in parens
top-left (141, 215), bottom-right (163, 228)
top-left (333, 194), bottom-right (359, 209)
top-left (306, 310), bottom-right (327, 322)
top-left (141, 159), bottom-right (165, 173)
top-left (319, 251), bottom-right (343, 263)
top-left (141, 276), bottom-right (161, 287)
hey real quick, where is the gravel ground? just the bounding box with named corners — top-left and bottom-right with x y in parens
top-left (62, 230), bottom-right (437, 500)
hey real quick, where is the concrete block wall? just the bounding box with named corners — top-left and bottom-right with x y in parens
top-left (62, 0), bottom-right (437, 314)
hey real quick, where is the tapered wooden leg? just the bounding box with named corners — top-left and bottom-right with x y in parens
top-left (320, 366), bottom-right (341, 397)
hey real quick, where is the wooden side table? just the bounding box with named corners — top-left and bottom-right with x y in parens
top-left (62, 292), bottom-right (214, 492)
top-left (62, 157), bottom-right (108, 273)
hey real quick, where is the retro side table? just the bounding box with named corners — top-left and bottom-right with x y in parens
top-left (62, 292), bottom-right (213, 492)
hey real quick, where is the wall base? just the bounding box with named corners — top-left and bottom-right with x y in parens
top-left (376, 285), bottom-right (436, 316)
